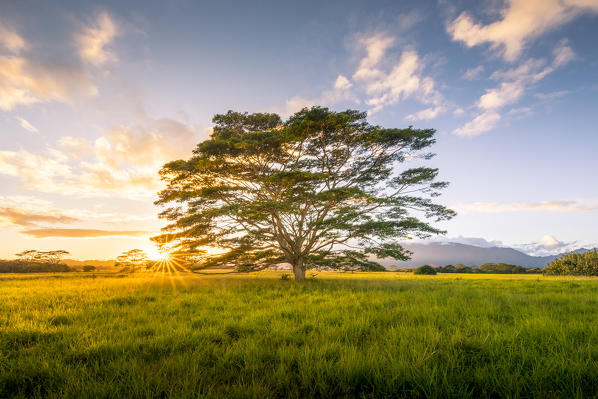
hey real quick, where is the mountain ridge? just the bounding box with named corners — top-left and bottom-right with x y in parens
top-left (382, 242), bottom-right (591, 268)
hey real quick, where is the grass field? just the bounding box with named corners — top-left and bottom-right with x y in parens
top-left (1, 271), bottom-right (597, 398)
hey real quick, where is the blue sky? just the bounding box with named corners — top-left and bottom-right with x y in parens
top-left (0, 0), bottom-right (597, 259)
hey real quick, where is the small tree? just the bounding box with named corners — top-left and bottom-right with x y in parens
top-left (82, 265), bottom-right (96, 272)
top-left (153, 107), bottom-right (455, 280)
top-left (115, 249), bottom-right (149, 272)
top-left (414, 265), bottom-right (437, 275)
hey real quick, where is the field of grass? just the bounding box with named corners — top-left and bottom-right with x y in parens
top-left (1, 271), bottom-right (598, 398)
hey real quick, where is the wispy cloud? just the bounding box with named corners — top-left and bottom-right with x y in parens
top-left (447, 0), bottom-right (598, 62)
top-left (15, 116), bottom-right (38, 132)
top-left (0, 207), bottom-right (79, 227)
top-left (0, 24), bottom-right (27, 53)
top-left (76, 11), bottom-right (118, 66)
top-left (453, 41), bottom-right (575, 136)
top-left (454, 199), bottom-right (598, 213)
top-left (463, 65), bottom-right (484, 80)
top-left (284, 31), bottom-right (448, 120)
top-left (21, 228), bottom-right (150, 238)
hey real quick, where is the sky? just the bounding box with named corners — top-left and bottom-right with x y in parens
top-left (0, 0), bottom-right (597, 260)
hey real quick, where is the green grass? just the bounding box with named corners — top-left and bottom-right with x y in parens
top-left (1, 272), bottom-right (597, 398)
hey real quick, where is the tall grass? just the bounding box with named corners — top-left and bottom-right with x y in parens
top-left (1, 272), bottom-right (597, 398)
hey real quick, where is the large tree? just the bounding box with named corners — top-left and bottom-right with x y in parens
top-left (153, 107), bottom-right (455, 280)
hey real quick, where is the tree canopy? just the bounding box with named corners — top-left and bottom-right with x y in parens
top-left (15, 250), bottom-right (70, 264)
top-left (544, 249), bottom-right (598, 276)
top-left (153, 107), bottom-right (455, 280)
top-left (115, 249), bottom-right (149, 272)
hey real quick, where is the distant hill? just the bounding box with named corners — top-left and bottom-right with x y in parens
top-left (380, 242), bottom-right (591, 268)
top-left (62, 259), bottom-right (116, 269)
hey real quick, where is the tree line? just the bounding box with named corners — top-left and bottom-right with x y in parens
top-left (405, 263), bottom-right (544, 275)
top-left (0, 250), bottom-right (73, 273)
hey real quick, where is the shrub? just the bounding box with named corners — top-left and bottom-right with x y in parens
top-left (544, 249), bottom-right (598, 276)
top-left (413, 265), bottom-right (437, 275)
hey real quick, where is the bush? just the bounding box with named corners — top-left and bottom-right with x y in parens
top-left (544, 249), bottom-right (598, 276)
top-left (413, 265), bottom-right (437, 275)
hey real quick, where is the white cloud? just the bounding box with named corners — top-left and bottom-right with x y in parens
top-left (334, 75), bottom-right (352, 90)
top-left (514, 235), bottom-right (584, 256)
top-left (284, 74), bottom-right (359, 116)
top-left (464, 65), bottom-right (484, 80)
top-left (453, 41), bottom-right (575, 136)
top-left (452, 107), bottom-right (465, 117)
top-left (352, 33), bottom-right (395, 83)
top-left (406, 105), bottom-right (445, 121)
top-left (284, 31), bottom-right (448, 119)
top-left (0, 118), bottom-right (205, 198)
top-left (453, 111), bottom-right (501, 136)
top-left (454, 199), bottom-right (598, 213)
top-left (447, 0), bottom-right (598, 61)
top-left (15, 116), bottom-right (38, 132)
top-left (425, 235), bottom-right (506, 248)
top-left (76, 11), bottom-right (118, 66)
top-left (352, 35), bottom-right (447, 116)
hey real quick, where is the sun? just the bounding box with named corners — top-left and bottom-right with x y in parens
top-left (146, 247), bottom-right (170, 261)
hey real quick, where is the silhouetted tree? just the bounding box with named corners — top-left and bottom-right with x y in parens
top-left (153, 107), bottom-right (454, 280)
top-left (115, 249), bottom-right (149, 272)
top-left (15, 250), bottom-right (70, 264)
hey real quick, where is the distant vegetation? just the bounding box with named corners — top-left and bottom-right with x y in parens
top-left (400, 263), bottom-right (543, 274)
top-left (0, 260), bottom-right (72, 273)
top-left (544, 249), bottom-right (598, 276)
top-left (0, 249), bottom-right (73, 273)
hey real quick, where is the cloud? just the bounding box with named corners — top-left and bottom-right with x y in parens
top-left (284, 74), bottom-right (359, 116)
top-left (453, 111), bottom-right (501, 136)
top-left (334, 75), bottom-right (352, 90)
top-left (447, 0), bottom-right (598, 61)
top-left (514, 235), bottom-right (582, 256)
top-left (284, 31), bottom-right (448, 119)
top-left (76, 11), bottom-right (118, 66)
top-left (406, 106), bottom-right (446, 121)
top-left (351, 34), bottom-right (447, 116)
top-left (0, 118), bottom-right (204, 198)
top-left (21, 228), bottom-right (150, 238)
top-left (534, 90), bottom-right (572, 101)
top-left (0, 207), bottom-right (79, 227)
top-left (454, 199), bottom-right (598, 213)
top-left (464, 65), bottom-right (484, 80)
top-left (0, 47), bottom-right (97, 111)
top-left (15, 116), bottom-right (38, 132)
top-left (453, 41), bottom-right (575, 136)
top-left (424, 235), bottom-right (505, 248)
top-left (0, 12), bottom-right (122, 111)
top-left (0, 24), bottom-right (27, 53)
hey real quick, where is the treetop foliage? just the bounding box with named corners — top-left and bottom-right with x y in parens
top-left (153, 107), bottom-right (455, 279)
top-left (544, 249), bottom-right (598, 276)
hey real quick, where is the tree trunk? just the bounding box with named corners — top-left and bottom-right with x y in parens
top-left (292, 258), bottom-right (306, 281)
